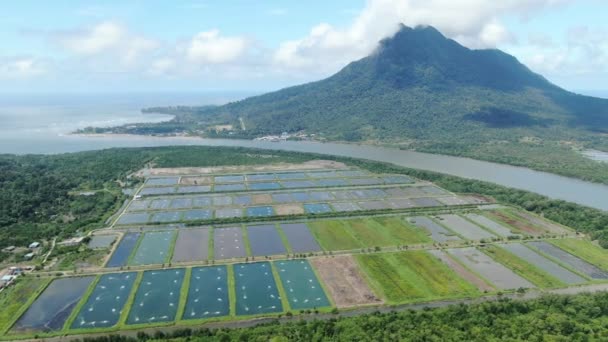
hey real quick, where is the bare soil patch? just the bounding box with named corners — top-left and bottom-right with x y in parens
top-left (135, 160), bottom-right (347, 177)
top-left (251, 194), bottom-right (273, 205)
top-left (488, 211), bottom-right (541, 236)
top-left (274, 204), bottom-right (305, 215)
top-left (179, 176), bottom-right (212, 185)
top-left (311, 255), bottom-right (382, 308)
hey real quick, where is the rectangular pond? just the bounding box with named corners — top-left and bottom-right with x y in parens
top-left (215, 208), bottom-right (243, 219)
top-left (499, 243), bottom-right (585, 285)
top-left (146, 177), bottom-right (179, 186)
top-left (214, 183), bottom-right (246, 192)
top-left (106, 233), bottom-right (140, 267)
top-left (247, 173), bottom-right (276, 181)
top-left (172, 229), bottom-right (210, 263)
top-left (215, 175), bottom-right (245, 183)
top-left (248, 182), bottom-right (281, 190)
top-left (88, 235), bottom-right (116, 249)
top-left (409, 217), bottom-right (460, 243)
top-left (130, 231), bottom-right (174, 266)
top-left (150, 211), bottom-right (182, 223)
top-left (214, 227), bottom-right (246, 259)
top-left (192, 196), bottom-right (212, 207)
top-left (412, 197), bottom-right (443, 207)
top-left (448, 247), bottom-right (535, 290)
top-left (170, 198), bottom-right (193, 209)
top-left (234, 262), bottom-right (283, 315)
top-left (281, 223), bottom-right (322, 253)
top-left (12, 276), bottom-right (95, 333)
top-left (128, 200), bottom-right (150, 211)
top-left (331, 202), bottom-right (361, 212)
top-left (139, 187), bottom-right (176, 196)
top-left (246, 206), bottom-right (275, 217)
top-left (183, 266), bottom-right (229, 320)
top-left (275, 260), bottom-right (330, 310)
top-left (149, 199), bottom-right (171, 210)
top-left (437, 215), bottom-right (497, 240)
top-left (247, 224), bottom-right (287, 256)
top-left (183, 209), bottom-right (212, 221)
top-left (126, 269), bottom-right (185, 325)
top-left (212, 196), bottom-right (233, 206)
top-left (304, 203), bottom-right (333, 214)
top-left (464, 213), bottom-right (516, 237)
top-left (71, 272), bottom-right (137, 329)
top-left (527, 241), bottom-right (608, 280)
top-left (176, 185), bottom-right (211, 194)
top-left (117, 213), bottom-right (149, 225)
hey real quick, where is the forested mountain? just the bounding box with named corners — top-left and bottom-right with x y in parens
top-left (168, 25), bottom-right (608, 142)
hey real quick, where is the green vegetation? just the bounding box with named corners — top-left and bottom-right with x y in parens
top-left (356, 251), bottom-right (478, 303)
top-left (0, 277), bottom-right (49, 334)
top-left (483, 245), bottom-right (563, 288)
top-left (50, 244), bottom-right (108, 271)
top-left (307, 220), bottom-right (363, 251)
top-left (308, 217), bottom-right (431, 251)
top-left (75, 292), bottom-right (608, 341)
top-left (551, 239), bottom-right (608, 271)
top-left (0, 146), bottom-right (315, 262)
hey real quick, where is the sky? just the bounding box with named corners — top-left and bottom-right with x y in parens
top-left (1, 0), bottom-right (607, 95)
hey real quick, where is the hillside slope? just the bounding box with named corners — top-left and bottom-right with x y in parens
top-left (193, 25), bottom-right (608, 142)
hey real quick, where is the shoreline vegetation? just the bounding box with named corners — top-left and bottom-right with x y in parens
top-left (71, 130), bottom-right (608, 186)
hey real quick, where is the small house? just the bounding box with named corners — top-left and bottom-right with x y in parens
top-left (28, 242), bottom-right (41, 249)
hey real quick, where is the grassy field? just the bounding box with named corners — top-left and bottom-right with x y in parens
top-left (483, 245), bottom-right (564, 288)
top-left (308, 217), bottom-right (431, 251)
top-left (356, 251), bottom-right (478, 304)
top-left (0, 277), bottom-right (49, 334)
top-left (551, 239), bottom-right (608, 271)
top-left (308, 220), bottom-right (363, 251)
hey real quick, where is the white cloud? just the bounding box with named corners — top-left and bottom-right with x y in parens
top-left (273, 0), bottom-right (573, 74)
top-left (53, 21), bottom-right (159, 67)
top-left (0, 56), bottom-right (48, 80)
top-left (186, 29), bottom-right (249, 64)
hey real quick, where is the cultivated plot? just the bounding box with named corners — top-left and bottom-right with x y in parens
top-left (551, 239), bottom-right (608, 272)
top-left (409, 217), bottom-right (461, 243)
top-left (308, 220), bottom-right (363, 251)
top-left (213, 227), bottom-right (246, 259)
top-left (183, 266), bottom-right (229, 320)
top-left (172, 229), bottom-right (209, 263)
top-left (234, 262), bottom-right (283, 315)
top-left (179, 176), bottom-right (211, 185)
top-left (383, 175), bottom-right (413, 184)
top-left (106, 233), bottom-right (140, 268)
top-left (310, 256), bottom-right (381, 308)
top-left (427, 250), bottom-right (493, 292)
top-left (247, 225), bottom-right (287, 256)
top-left (527, 241), bottom-right (608, 280)
top-left (71, 272), bottom-right (137, 329)
top-left (499, 243), bottom-right (585, 285)
top-left (464, 213), bottom-right (516, 237)
top-left (447, 247), bottom-right (535, 290)
top-left (513, 211), bottom-right (568, 235)
top-left (88, 235), bottom-right (116, 249)
top-left (130, 231), bottom-right (174, 266)
top-left (357, 251), bottom-right (479, 303)
top-left (281, 223), bottom-right (321, 253)
top-left (276, 260), bottom-right (330, 310)
top-left (116, 213), bottom-right (149, 225)
top-left (126, 269), bottom-right (185, 325)
top-left (437, 215), bottom-right (497, 240)
top-left (12, 276), bottom-right (95, 332)
top-left (486, 210), bottom-right (543, 236)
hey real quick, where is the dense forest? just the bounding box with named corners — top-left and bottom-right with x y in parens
top-left (0, 147), bottom-right (313, 260)
top-left (73, 292), bottom-right (608, 341)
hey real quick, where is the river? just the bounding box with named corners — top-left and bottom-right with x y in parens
top-left (1, 93), bottom-right (607, 211)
